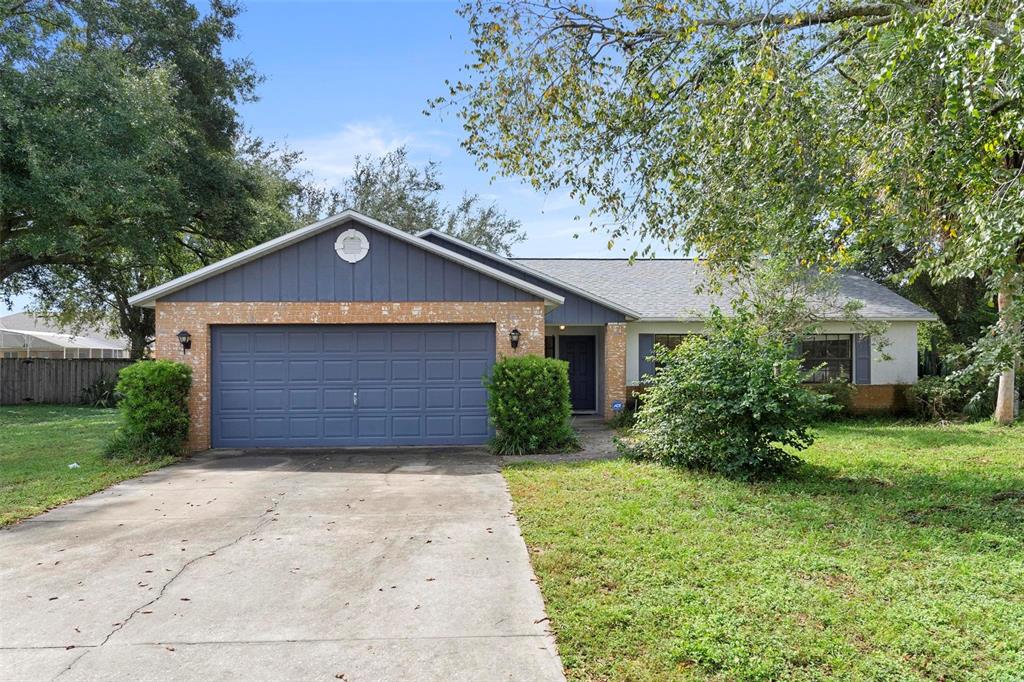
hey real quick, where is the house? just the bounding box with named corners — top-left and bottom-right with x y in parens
top-left (0, 312), bottom-right (130, 359)
top-left (128, 210), bottom-right (935, 451)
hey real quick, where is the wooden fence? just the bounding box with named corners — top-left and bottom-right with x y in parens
top-left (0, 359), bottom-right (134, 406)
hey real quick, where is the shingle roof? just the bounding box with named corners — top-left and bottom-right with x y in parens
top-left (512, 259), bottom-right (936, 321)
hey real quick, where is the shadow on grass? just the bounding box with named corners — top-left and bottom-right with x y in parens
top-left (507, 452), bottom-right (1024, 543)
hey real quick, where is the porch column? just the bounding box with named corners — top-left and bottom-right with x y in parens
top-left (603, 322), bottom-right (627, 418)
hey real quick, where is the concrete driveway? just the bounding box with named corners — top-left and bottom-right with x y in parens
top-left (0, 450), bottom-right (564, 681)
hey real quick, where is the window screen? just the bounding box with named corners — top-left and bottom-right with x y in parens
top-left (798, 335), bottom-right (852, 383)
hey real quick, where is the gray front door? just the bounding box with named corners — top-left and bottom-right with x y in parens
top-left (210, 324), bottom-right (494, 448)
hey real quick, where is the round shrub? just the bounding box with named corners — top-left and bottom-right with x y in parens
top-left (628, 308), bottom-right (829, 480)
top-left (106, 360), bottom-right (192, 460)
top-left (484, 355), bottom-right (579, 455)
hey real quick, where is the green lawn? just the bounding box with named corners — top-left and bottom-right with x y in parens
top-left (504, 420), bottom-right (1024, 681)
top-left (0, 405), bottom-right (174, 526)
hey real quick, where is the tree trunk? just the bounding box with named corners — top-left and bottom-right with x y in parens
top-left (994, 286), bottom-right (1018, 424)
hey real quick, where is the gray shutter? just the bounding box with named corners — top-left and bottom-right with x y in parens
top-left (639, 334), bottom-right (655, 383)
top-left (854, 334), bottom-right (871, 384)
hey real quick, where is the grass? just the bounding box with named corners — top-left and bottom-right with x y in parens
top-left (504, 420), bottom-right (1024, 681)
top-left (0, 405), bottom-right (175, 526)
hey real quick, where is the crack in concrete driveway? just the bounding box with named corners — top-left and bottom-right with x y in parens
top-left (0, 449), bottom-right (564, 681)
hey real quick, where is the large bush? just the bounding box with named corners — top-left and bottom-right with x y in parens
top-left (484, 355), bottom-right (579, 455)
top-left (627, 309), bottom-right (829, 479)
top-left (106, 360), bottom-right (192, 460)
top-left (908, 374), bottom-right (997, 421)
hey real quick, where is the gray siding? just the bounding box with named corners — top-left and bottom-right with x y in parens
top-left (421, 234), bottom-right (625, 324)
top-left (165, 224), bottom-right (540, 304)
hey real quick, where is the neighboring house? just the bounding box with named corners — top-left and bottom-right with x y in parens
top-left (0, 312), bottom-right (130, 359)
top-left (129, 210), bottom-right (935, 451)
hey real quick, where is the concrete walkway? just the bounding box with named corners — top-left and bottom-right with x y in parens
top-left (0, 450), bottom-right (564, 681)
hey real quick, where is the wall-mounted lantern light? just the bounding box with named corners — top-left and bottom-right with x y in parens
top-left (508, 328), bottom-right (521, 350)
top-left (176, 330), bottom-right (192, 354)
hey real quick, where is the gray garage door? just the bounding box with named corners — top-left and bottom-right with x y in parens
top-left (210, 324), bottom-right (494, 448)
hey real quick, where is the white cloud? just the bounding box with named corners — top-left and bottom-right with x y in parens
top-left (290, 121), bottom-right (451, 188)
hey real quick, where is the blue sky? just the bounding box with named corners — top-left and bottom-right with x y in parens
top-left (7, 0), bottom-right (668, 314)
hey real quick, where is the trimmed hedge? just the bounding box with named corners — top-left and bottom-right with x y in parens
top-left (484, 355), bottom-right (579, 455)
top-left (106, 360), bottom-right (192, 460)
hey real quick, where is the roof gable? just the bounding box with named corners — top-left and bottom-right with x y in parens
top-left (129, 212), bottom-right (564, 308)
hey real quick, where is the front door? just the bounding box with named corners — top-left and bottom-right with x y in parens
top-left (558, 335), bottom-right (597, 412)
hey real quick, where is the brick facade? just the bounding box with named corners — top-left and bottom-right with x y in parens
top-left (154, 301), bottom-right (546, 451)
top-left (603, 322), bottom-right (628, 418)
top-left (848, 384), bottom-right (911, 415)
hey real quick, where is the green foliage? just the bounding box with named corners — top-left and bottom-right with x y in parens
top-left (606, 406), bottom-right (637, 431)
top-left (483, 355), bottom-right (579, 455)
top-left (0, 3), bottom-right (309, 357)
top-left (338, 147), bottom-right (526, 255)
top-left (80, 373), bottom-right (121, 409)
top-left (628, 308), bottom-right (829, 479)
top-left (106, 361), bottom-right (191, 460)
top-left (806, 379), bottom-right (856, 420)
top-left (441, 0), bottom-right (1024, 400)
top-left (908, 375), bottom-right (999, 422)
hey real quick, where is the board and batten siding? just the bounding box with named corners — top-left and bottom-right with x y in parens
top-left (420, 234), bottom-right (625, 325)
top-left (164, 225), bottom-right (540, 304)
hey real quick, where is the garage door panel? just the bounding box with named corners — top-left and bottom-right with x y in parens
top-left (426, 416), bottom-right (455, 437)
top-left (390, 332), bottom-right (422, 352)
top-left (392, 416), bottom-right (422, 437)
top-left (322, 331), bottom-right (355, 352)
top-left (460, 415), bottom-right (489, 437)
top-left (219, 332), bottom-right (251, 353)
top-left (219, 361), bottom-right (250, 383)
top-left (426, 388), bottom-right (455, 409)
top-left (288, 389), bottom-right (319, 410)
top-left (323, 389), bottom-right (354, 410)
top-left (254, 332), bottom-right (286, 352)
top-left (288, 332), bottom-right (319, 352)
top-left (254, 389), bottom-right (286, 410)
top-left (253, 417), bottom-right (286, 438)
top-left (390, 360), bottom-right (421, 381)
top-left (459, 330), bottom-right (490, 352)
top-left (459, 358), bottom-right (489, 380)
top-left (324, 417), bottom-right (354, 437)
top-left (323, 360), bottom-right (353, 382)
top-left (357, 331), bottom-right (388, 352)
top-left (459, 386), bottom-right (488, 409)
top-left (253, 361), bottom-right (285, 382)
top-left (425, 360), bottom-right (455, 381)
top-left (211, 324), bottom-right (494, 447)
top-left (391, 387), bottom-right (421, 409)
top-left (357, 360), bottom-right (388, 381)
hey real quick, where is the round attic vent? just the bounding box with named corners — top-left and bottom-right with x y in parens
top-left (335, 229), bottom-right (369, 263)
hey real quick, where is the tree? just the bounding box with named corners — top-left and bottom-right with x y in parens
top-left (337, 147), bottom-right (525, 255)
top-left (438, 1), bottom-right (1023, 422)
top-left (1, 0), bottom-right (262, 286)
top-left (17, 136), bottom-right (310, 358)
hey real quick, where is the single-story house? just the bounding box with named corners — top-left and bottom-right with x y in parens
top-left (0, 312), bottom-right (130, 359)
top-left (128, 210), bottom-right (936, 451)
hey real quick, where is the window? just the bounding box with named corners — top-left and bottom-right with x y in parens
top-left (798, 335), bottom-right (852, 383)
top-left (544, 335), bottom-right (556, 359)
top-left (653, 334), bottom-right (689, 352)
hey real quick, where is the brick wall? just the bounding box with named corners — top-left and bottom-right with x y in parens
top-left (603, 322), bottom-right (627, 418)
top-left (627, 383), bottom-right (912, 415)
top-left (154, 301), bottom-right (546, 451)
